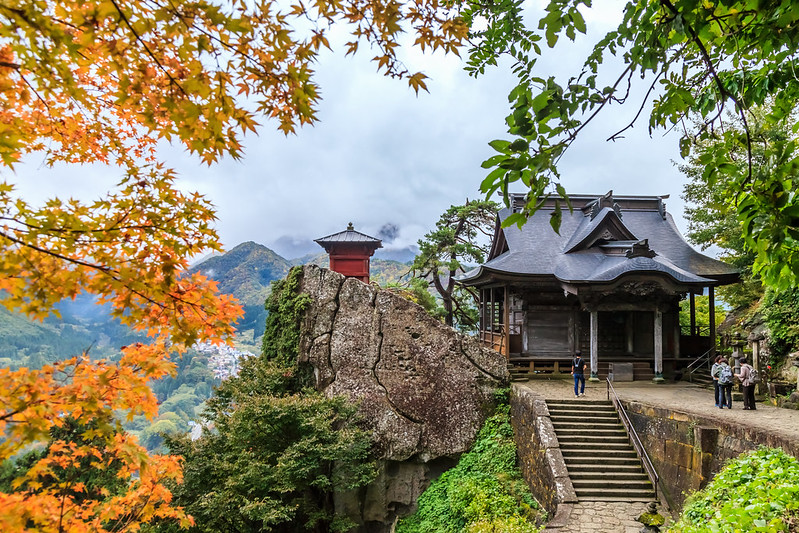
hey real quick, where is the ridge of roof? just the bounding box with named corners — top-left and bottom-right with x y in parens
top-left (459, 192), bottom-right (738, 285)
top-left (314, 222), bottom-right (383, 246)
top-left (563, 207), bottom-right (638, 253)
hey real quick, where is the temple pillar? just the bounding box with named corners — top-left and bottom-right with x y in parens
top-left (689, 292), bottom-right (696, 336)
top-left (709, 286), bottom-right (716, 358)
top-left (653, 308), bottom-right (665, 383)
top-left (503, 286), bottom-right (510, 358)
top-left (589, 310), bottom-right (599, 381)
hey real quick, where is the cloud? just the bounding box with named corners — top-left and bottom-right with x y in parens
top-left (8, 0), bottom-right (698, 258)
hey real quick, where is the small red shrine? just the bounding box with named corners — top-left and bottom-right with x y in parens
top-left (315, 223), bottom-right (382, 283)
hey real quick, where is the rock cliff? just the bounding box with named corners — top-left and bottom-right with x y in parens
top-left (294, 265), bottom-right (508, 529)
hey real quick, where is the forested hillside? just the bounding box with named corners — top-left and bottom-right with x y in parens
top-left (0, 242), bottom-right (411, 451)
top-left (189, 241), bottom-right (293, 345)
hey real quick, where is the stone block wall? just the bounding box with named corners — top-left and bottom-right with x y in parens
top-left (510, 384), bottom-right (577, 521)
top-left (622, 400), bottom-right (799, 509)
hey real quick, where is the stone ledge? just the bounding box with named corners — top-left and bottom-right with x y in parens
top-left (511, 383), bottom-right (577, 521)
top-left (542, 502), bottom-right (574, 531)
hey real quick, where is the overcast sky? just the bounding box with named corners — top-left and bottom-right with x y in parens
top-left (9, 1), bottom-right (700, 260)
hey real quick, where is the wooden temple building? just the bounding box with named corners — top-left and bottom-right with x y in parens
top-left (315, 223), bottom-right (382, 283)
top-left (458, 192), bottom-right (739, 381)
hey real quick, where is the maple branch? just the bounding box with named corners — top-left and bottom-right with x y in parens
top-left (108, 0), bottom-right (188, 97)
top-left (0, 230), bottom-right (113, 273)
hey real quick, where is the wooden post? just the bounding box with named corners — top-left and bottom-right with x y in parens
top-left (653, 308), bottom-right (664, 383)
top-left (503, 286), bottom-right (510, 358)
top-left (689, 292), bottom-right (696, 336)
top-left (709, 286), bottom-right (716, 358)
top-left (590, 310), bottom-right (599, 381)
top-left (752, 339), bottom-right (761, 395)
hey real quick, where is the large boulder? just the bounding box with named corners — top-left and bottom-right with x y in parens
top-left (298, 264), bottom-right (508, 460)
top-left (295, 265), bottom-right (508, 530)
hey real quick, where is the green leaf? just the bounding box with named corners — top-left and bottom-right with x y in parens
top-left (488, 139), bottom-right (511, 154)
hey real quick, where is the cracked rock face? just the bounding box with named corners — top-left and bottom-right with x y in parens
top-left (297, 265), bottom-right (508, 461)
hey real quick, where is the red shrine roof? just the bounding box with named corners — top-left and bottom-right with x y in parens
top-left (314, 223), bottom-right (383, 252)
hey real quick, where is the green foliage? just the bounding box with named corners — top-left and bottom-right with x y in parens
top-left (669, 447), bottom-right (799, 533)
top-left (680, 116), bottom-right (766, 310)
top-left (467, 0), bottom-right (799, 289)
top-left (262, 267), bottom-right (312, 367)
top-left (384, 278), bottom-right (447, 322)
top-left (164, 362), bottom-right (376, 533)
top-left (412, 200), bottom-right (499, 330)
top-left (396, 401), bottom-right (542, 533)
top-left (678, 296), bottom-right (726, 331)
top-left (762, 287), bottom-right (799, 359)
top-left (161, 268), bottom-right (375, 532)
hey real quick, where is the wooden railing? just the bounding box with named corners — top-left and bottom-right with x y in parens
top-left (606, 378), bottom-right (664, 506)
top-left (479, 330), bottom-right (505, 356)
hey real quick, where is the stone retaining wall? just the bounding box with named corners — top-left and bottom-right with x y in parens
top-left (510, 384), bottom-right (577, 526)
top-left (621, 400), bottom-right (799, 509)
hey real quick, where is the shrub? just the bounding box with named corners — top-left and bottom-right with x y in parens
top-left (396, 400), bottom-right (543, 533)
top-left (669, 447), bottom-right (799, 532)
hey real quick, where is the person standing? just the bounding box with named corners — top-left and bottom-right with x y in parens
top-left (715, 358), bottom-right (734, 409)
top-left (710, 355), bottom-right (723, 407)
top-left (571, 351), bottom-right (586, 397)
top-left (738, 357), bottom-right (757, 410)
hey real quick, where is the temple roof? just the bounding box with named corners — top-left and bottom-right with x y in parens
top-left (459, 192), bottom-right (739, 287)
top-left (314, 223), bottom-right (383, 252)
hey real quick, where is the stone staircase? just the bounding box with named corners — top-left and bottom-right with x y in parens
top-left (686, 365), bottom-right (714, 387)
top-left (548, 399), bottom-right (656, 502)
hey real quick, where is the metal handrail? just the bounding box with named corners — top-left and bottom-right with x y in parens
top-left (685, 347), bottom-right (714, 376)
top-left (606, 378), bottom-right (660, 502)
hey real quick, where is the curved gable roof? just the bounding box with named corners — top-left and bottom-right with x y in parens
top-left (458, 193), bottom-right (738, 286)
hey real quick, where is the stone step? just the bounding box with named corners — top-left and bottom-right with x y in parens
top-left (571, 471), bottom-right (650, 482)
top-left (574, 464), bottom-right (646, 474)
top-left (550, 413), bottom-right (619, 421)
top-left (550, 417), bottom-right (622, 425)
top-left (561, 444), bottom-right (639, 453)
top-left (549, 408), bottom-right (619, 419)
top-left (571, 478), bottom-right (653, 490)
top-left (562, 449), bottom-right (640, 460)
top-left (556, 433), bottom-right (630, 448)
top-left (557, 427), bottom-right (627, 441)
top-left (547, 400), bottom-right (614, 407)
top-left (555, 426), bottom-right (627, 434)
top-left (577, 492), bottom-right (657, 503)
top-left (550, 421), bottom-right (623, 430)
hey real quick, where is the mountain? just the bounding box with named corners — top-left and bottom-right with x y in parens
top-left (189, 241), bottom-right (292, 343)
top-left (0, 240), bottom-right (415, 451)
